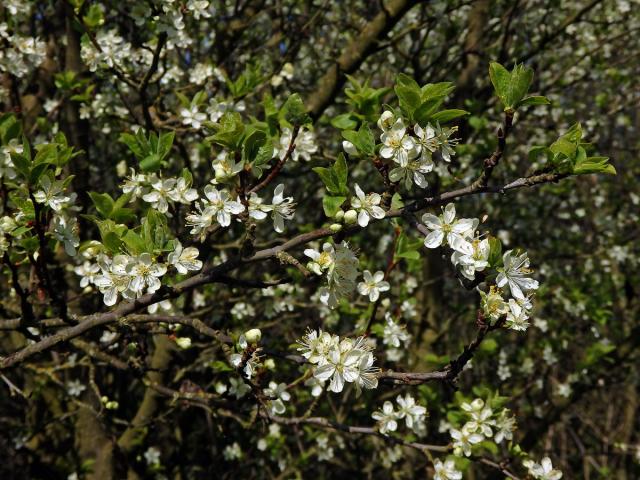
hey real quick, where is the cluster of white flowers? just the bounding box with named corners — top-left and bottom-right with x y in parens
top-left (229, 329), bottom-right (262, 378)
top-left (264, 381), bottom-right (291, 415)
top-left (77, 241), bottom-right (201, 306)
top-left (447, 398), bottom-right (516, 457)
top-left (81, 30), bottom-right (133, 73)
top-left (381, 313), bottom-right (411, 361)
top-left (371, 394), bottom-right (427, 435)
top-left (120, 170), bottom-right (198, 214)
top-left (377, 111), bottom-right (458, 189)
top-left (276, 127), bottom-right (317, 162)
top-left (523, 456), bottom-right (563, 480)
top-left (0, 139), bottom-right (22, 180)
top-left (297, 329), bottom-right (378, 393)
top-left (0, 23), bottom-right (47, 78)
top-left (185, 185), bottom-right (244, 236)
top-left (248, 184), bottom-right (297, 233)
top-left (305, 242), bottom-right (359, 308)
top-left (421, 203), bottom-right (540, 331)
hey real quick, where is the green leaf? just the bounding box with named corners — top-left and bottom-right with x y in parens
top-left (242, 129), bottom-right (267, 164)
top-left (508, 63), bottom-right (534, 108)
top-left (487, 236), bottom-right (503, 268)
top-left (139, 153), bottom-right (162, 173)
top-left (394, 75), bottom-right (422, 120)
top-left (103, 231), bottom-right (124, 254)
top-left (89, 192), bottom-right (114, 218)
top-left (429, 109), bottom-right (470, 123)
top-left (208, 111), bottom-right (245, 149)
top-left (341, 123), bottom-right (375, 156)
top-left (157, 131), bottom-right (175, 160)
top-left (322, 195), bottom-right (346, 217)
top-left (29, 163), bottom-right (50, 185)
top-left (312, 154), bottom-right (349, 196)
top-left (122, 230), bottom-right (146, 255)
top-left (518, 95), bottom-right (550, 107)
top-left (281, 93), bottom-right (311, 126)
top-left (395, 232), bottom-right (422, 260)
top-left (489, 62), bottom-right (511, 107)
top-left (331, 113), bottom-right (358, 130)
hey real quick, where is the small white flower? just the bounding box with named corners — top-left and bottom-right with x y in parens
top-left (450, 426), bottom-right (484, 457)
top-left (351, 184), bottom-right (385, 227)
top-left (496, 250), bottom-right (539, 300)
top-left (144, 446), bottom-right (161, 466)
top-left (523, 457), bottom-right (563, 480)
top-left (269, 184), bottom-right (296, 233)
top-left (278, 127), bottom-right (317, 162)
top-left (380, 118), bottom-right (417, 166)
top-left (357, 270), bottom-right (390, 302)
top-left (33, 175), bottom-right (72, 212)
top-left (67, 380), bottom-right (86, 397)
top-left (127, 253), bottom-right (167, 294)
top-left (372, 401), bottom-right (398, 434)
top-left (421, 203), bottom-right (477, 255)
top-left (505, 298), bottom-right (530, 331)
top-left (202, 185), bottom-right (245, 227)
top-left (433, 459), bottom-right (463, 480)
top-left (395, 393), bottom-right (427, 429)
top-left (74, 261), bottom-right (100, 288)
top-left (180, 104), bottom-right (207, 129)
top-left (168, 241), bottom-right (202, 274)
top-left (142, 178), bottom-right (176, 213)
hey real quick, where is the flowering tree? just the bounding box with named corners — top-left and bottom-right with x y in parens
top-left (1, 1), bottom-right (638, 479)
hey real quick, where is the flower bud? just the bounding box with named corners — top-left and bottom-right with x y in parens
top-left (244, 328), bottom-right (262, 344)
top-left (175, 337), bottom-right (192, 349)
top-left (264, 358), bottom-right (276, 370)
top-left (344, 209), bottom-right (358, 224)
top-left (329, 223), bottom-right (343, 232)
top-left (334, 210), bottom-right (345, 221)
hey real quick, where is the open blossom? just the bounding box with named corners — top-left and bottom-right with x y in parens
top-left (433, 459), bottom-right (462, 480)
top-left (461, 398), bottom-right (494, 437)
top-left (396, 394), bottom-right (427, 429)
top-left (377, 110), bottom-right (395, 131)
top-left (142, 178), bottom-right (176, 213)
top-left (168, 177), bottom-right (198, 204)
top-left (382, 313), bottom-right (411, 349)
top-left (269, 184), bottom-right (296, 233)
top-left (505, 298), bottom-right (531, 331)
top-left (434, 123), bottom-right (460, 161)
top-left (168, 241), bottom-right (202, 274)
top-left (264, 381), bottom-right (291, 415)
top-left (180, 104), bottom-right (207, 129)
top-left (74, 261), bottom-right (100, 288)
top-left (186, 186), bottom-right (245, 235)
top-left (479, 286), bottom-right (509, 322)
top-left (298, 330), bottom-right (378, 393)
top-left (494, 410), bottom-right (516, 444)
top-left (379, 118), bottom-right (416, 166)
top-left (127, 253), bottom-right (167, 294)
top-left (278, 126), bottom-right (317, 161)
top-left (389, 154), bottom-right (434, 189)
top-left (450, 425), bottom-right (484, 457)
top-left (351, 184), bottom-right (385, 227)
top-left (421, 203), bottom-right (478, 255)
top-left (414, 123), bottom-right (439, 161)
top-left (496, 250), bottom-right (539, 300)
top-left (121, 169), bottom-right (148, 199)
top-left (451, 237), bottom-right (490, 280)
top-left (33, 175), bottom-right (72, 212)
top-left (523, 457), bottom-right (563, 480)
top-left (52, 215), bottom-right (79, 256)
top-left (94, 255), bottom-right (133, 306)
top-left (211, 150), bottom-right (243, 183)
top-left (305, 242), bottom-right (359, 308)
top-left (372, 401), bottom-right (398, 434)
top-left (357, 270), bottom-right (390, 302)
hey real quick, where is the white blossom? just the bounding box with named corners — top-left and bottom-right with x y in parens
top-left (351, 184), bottom-right (385, 227)
top-left (168, 241), bottom-right (202, 274)
top-left (357, 270), bottom-right (390, 302)
top-left (421, 203), bottom-right (477, 255)
top-left (496, 250), bottom-right (539, 300)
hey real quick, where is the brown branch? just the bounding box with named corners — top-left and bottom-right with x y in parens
top-left (305, 0), bottom-right (420, 119)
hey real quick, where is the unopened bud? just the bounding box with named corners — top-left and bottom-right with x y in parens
top-left (244, 328), bottom-right (262, 344)
top-left (344, 209), bottom-right (358, 224)
top-left (175, 337), bottom-right (192, 349)
top-left (329, 223), bottom-right (343, 232)
top-left (334, 210), bottom-right (345, 221)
